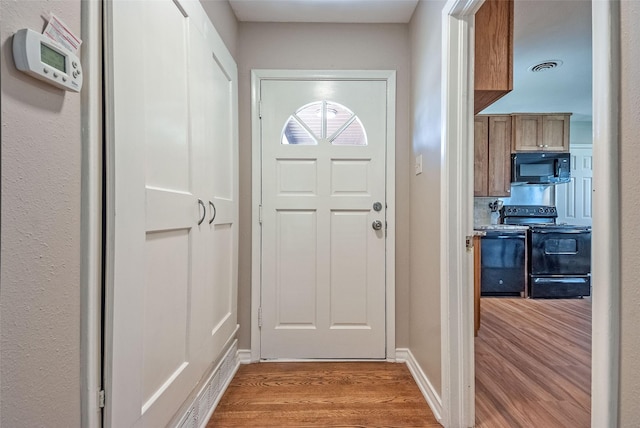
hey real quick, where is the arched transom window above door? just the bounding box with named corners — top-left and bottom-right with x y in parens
top-left (281, 101), bottom-right (368, 146)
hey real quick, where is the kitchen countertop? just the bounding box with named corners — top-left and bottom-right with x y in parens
top-left (474, 224), bottom-right (529, 231)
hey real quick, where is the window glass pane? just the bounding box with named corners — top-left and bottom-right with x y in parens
top-left (326, 102), bottom-right (356, 139)
top-left (280, 101), bottom-right (367, 146)
top-left (331, 117), bottom-right (367, 146)
top-left (295, 103), bottom-right (322, 139)
top-left (281, 116), bottom-right (317, 145)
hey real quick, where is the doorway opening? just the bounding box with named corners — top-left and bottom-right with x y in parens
top-left (441, 0), bottom-right (619, 426)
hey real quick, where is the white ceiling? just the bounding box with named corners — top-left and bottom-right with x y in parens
top-left (226, 0), bottom-right (593, 121)
top-left (481, 0), bottom-right (593, 122)
top-left (228, 0), bottom-right (419, 23)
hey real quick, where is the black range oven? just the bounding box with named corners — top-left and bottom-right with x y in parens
top-left (500, 205), bottom-right (592, 298)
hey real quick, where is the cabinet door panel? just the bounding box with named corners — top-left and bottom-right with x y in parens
top-left (488, 116), bottom-right (512, 196)
top-left (513, 115), bottom-right (542, 151)
top-left (474, 116), bottom-right (489, 196)
top-left (542, 115), bottom-right (570, 151)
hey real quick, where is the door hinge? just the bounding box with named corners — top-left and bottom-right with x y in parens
top-left (98, 389), bottom-right (105, 409)
top-left (258, 307), bottom-right (263, 328)
top-left (259, 205), bottom-right (263, 225)
top-left (259, 100), bottom-right (263, 119)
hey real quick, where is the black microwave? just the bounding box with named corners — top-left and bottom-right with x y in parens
top-left (511, 152), bottom-right (571, 184)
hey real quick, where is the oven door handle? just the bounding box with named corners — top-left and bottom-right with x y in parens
top-left (531, 229), bottom-right (591, 234)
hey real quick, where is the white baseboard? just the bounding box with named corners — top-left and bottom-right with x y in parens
top-left (174, 340), bottom-right (240, 428)
top-left (237, 349), bottom-right (252, 364)
top-left (396, 348), bottom-right (443, 424)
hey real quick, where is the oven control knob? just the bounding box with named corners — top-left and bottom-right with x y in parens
top-left (538, 207), bottom-right (544, 213)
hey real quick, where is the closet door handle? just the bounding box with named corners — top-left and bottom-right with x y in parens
top-left (197, 199), bottom-right (206, 225)
top-left (209, 201), bottom-right (216, 224)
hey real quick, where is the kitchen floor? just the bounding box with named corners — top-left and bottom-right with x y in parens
top-left (475, 297), bottom-right (591, 427)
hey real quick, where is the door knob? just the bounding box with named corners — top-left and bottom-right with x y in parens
top-left (372, 220), bottom-right (383, 231)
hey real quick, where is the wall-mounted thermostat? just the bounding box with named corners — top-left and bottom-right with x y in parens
top-left (12, 28), bottom-right (82, 92)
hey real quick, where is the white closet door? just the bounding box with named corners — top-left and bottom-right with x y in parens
top-left (188, 20), bottom-right (238, 370)
top-left (105, 0), bottom-right (238, 426)
top-left (556, 146), bottom-right (593, 226)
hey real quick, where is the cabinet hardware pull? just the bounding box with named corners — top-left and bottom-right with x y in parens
top-left (197, 199), bottom-right (206, 225)
top-left (209, 201), bottom-right (216, 224)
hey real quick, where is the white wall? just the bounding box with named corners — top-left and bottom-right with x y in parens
top-left (200, 0), bottom-right (239, 59)
top-left (408, 0), bottom-right (446, 394)
top-left (237, 22), bottom-right (412, 350)
top-left (570, 120), bottom-right (593, 146)
top-left (0, 1), bottom-right (82, 426)
top-left (619, 1), bottom-right (640, 425)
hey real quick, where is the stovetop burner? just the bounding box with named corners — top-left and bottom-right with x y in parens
top-left (501, 205), bottom-right (557, 218)
top-left (500, 205), bottom-right (558, 225)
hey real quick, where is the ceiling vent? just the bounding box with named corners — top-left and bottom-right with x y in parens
top-left (529, 60), bottom-right (563, 73)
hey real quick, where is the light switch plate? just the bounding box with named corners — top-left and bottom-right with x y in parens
top-left (415, 154), bottom-right (423, 175)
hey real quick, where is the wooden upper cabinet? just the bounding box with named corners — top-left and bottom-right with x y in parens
top-left (512, 114), bottom-right (571, 152)
top-left (474, 0), bottom-right (514, 114)
top-left (474, 116), bottom-right (490, 196)
top-left (475, 115), bottom-right (512, 197)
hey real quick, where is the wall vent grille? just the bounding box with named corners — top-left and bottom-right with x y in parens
top-left (177, 341), bottom-right (239, 428)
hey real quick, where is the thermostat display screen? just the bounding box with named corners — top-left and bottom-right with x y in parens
top-left (40, 43), bottom-right (65, 72)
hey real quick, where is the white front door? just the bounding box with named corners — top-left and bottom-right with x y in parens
top-left (259, 79), bottom-right (388, 359)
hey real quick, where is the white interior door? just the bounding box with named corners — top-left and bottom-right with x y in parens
top-left (259, 79), bottom-right (387, 359)
top-left (105, 0), bottom-right (238, 426)
top-left (556, 146), bottom-right (593, 226)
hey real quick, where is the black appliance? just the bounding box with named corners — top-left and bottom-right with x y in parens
top-left (478, 226), bottom-right (528, 296)
top-left (511, 152), bottom-right (571, 184)
top-left (500, 205), bottom-right (592, 298)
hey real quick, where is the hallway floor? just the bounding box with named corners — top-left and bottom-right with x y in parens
top-left (475, 297), bottom-right (591, 427)
top-left (207, 361), bottom-right (441, 427)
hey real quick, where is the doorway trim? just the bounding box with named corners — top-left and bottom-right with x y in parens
top-left (590, 1), bottom-right (620, 426)
top-left (442, 0), bottom-right (620, 427)
top-left (250, 69), bottom-right (397, 362)
top-left (80, 0), bottom-right (103, 427)
top-left (440, 0), bottom-right (483, 426)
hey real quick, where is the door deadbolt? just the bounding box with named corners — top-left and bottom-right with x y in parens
top-left (372, 220), bottom-right (383, 231)
top-left (373, 202), bottom-right (383, 212)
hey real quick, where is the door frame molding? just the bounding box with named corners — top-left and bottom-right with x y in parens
top-left (250, 69), bottom-right (397, 362)
top-left (442, 0), bottom-right (620, 426)
top-left (80, 0), bottom-right (103, 427)
top-left (439, 0), bottom-right (482, 426)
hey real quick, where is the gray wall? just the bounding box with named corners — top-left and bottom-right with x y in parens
top-left (1, 1), bottom-right (82, 426)
top-left (408, 0), bottom-right (446, 395)
top-left (236, 22), bottom-right (412, 350)
top-left (619, 1), bottom-right (640, 425)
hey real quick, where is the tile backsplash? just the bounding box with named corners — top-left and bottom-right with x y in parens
top-left (474, 197), bottom-right (498, 227)
top-left (474, 185), bottom-right (556, 227)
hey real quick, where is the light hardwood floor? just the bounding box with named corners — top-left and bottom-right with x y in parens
top-left (207, 361), bottom-right (440, 427)
top-left (207, 298), bottom-right (591, 427)
top-left (475, 297), bottom-right (591, 427)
